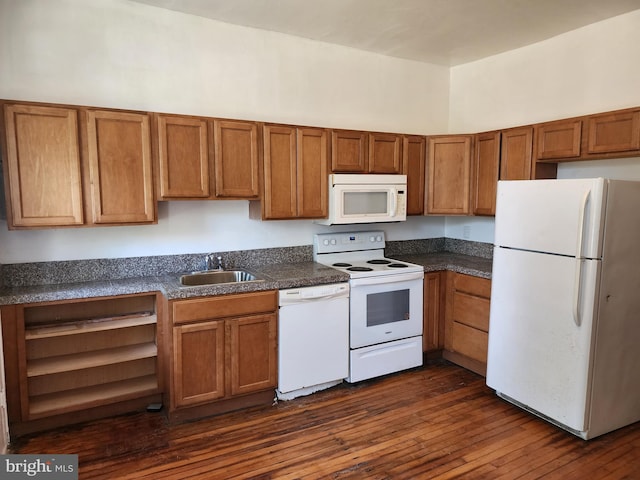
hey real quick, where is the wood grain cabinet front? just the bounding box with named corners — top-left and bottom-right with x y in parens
top-left (154, 114), bottom-right (210, 199)
top-left (586, 110), bottom-right (640, 156)
top-left (331, 129), bottom-right (369, 173)
top-left (423, 271), bottom-right (445, 355)
top-left (500, 126), bottom-right (533, 180)
top-left (1, 103), bottom-right (84, 227)
top-left (212, 119), bottom-right (260, 199)
top-left (251, 124), bottom-right (328, 219)
top-left (84, 109), bottom-right (156, 224)
top-left (153, 116), bottom-right (259, 200)
top-left (443, 272), bottom-right (491, 376)
top-left (473, 131), bottom-right (501, 216)
top-left (368, 132), bottom-right (402, 174)
top-left (170, 291), bottom-right (277, 412)
top-left (403, 135), bottom-right (426, 215)
top-left (426, 135), bottom-right (473, 215)
top-left (534, 119), bottom-right (582, 160)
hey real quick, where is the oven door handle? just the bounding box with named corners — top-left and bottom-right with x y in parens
top-left (350, 271), bottom-right (423, 287)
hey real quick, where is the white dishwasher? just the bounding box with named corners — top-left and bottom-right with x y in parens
top-left (277, 283), bottom-right (350, 400)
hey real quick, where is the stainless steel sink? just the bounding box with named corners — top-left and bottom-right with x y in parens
top-left (180, 270), bottom-right (263, 287)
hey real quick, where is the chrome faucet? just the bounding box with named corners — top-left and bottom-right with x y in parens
top-left (205, 253), bottom-right (224, 271)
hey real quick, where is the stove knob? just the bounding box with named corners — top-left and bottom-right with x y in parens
top-left (330, 239), bottom-right (337, 245)
top-left (369, 236), bottom-right (376, 242)
top-left (323, 239), bottom-right (330, 246)
top-left (376, 235), bottom-right (383, 242)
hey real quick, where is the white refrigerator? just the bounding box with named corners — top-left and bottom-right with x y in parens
top-left (486, 178), bottom-right (640, 440)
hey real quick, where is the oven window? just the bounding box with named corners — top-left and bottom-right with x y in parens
top-left (366, 289), bottom-right (410, 327)
top-left (344, 191), bottom-right (388, 215)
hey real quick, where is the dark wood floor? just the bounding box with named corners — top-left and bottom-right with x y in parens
top-left (10, 361), bottom-right (640, 479)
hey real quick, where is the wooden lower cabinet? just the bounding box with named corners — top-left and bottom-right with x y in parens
top-left (1, 293), bottom-right (163, 436)
top-left (169, 291), bottom-right (277, 420)
top-left (423, 271), bottom-right (445, 355)
top-left (443, 272), bottom-right (491, 376)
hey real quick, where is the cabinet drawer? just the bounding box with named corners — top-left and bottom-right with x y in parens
top-left (451, 322), bottom-right (488, 364)
top-left (452, 292), bottom-right (490, 331)
top-left (172, 291), bottom-right (277, 324)
top-left (453, 274), bottom-right (491, 299)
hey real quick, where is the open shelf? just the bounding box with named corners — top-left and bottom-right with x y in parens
top-left (16, 293), bottom-right (161, 423)
top-left (27, 343), bottom-right (158, 377)
top-left (25, 313), bottom-right (156, 340)
top-left (29, 375), bottom-right (159, 418)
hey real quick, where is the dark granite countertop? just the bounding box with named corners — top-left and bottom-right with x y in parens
top-left (0, 244), bottom-right (492, 305)
top-left (0, 261), bottom-right (350, 305)
top-left (394, 252), bottom-right (492, 279)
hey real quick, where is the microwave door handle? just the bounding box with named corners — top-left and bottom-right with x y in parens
top-left (390, 188), bottom-right (397, 217)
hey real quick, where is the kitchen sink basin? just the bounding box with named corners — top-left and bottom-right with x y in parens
top-left (179, 270), bottom-right (263, 287)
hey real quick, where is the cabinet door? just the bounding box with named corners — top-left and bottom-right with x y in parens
top-left (331, 129), bottom-right (368, 172)
top-left (423, 271), bottom-right (445, 353)
top-left (213, 120), bottom-right (259, 198)
top-left (262, 124), bottom-right (297, 219)
top-left (369, 133), bottom-right (402, 173)
top-left (587, 110), bottom-right (640, 154)
top-left (403, 135), bottom-right (426, 215)
top-left (227, 314), bottom-right (277, 397)
top-left (85, 109), bottom-right (155, 224)
top-left (444, 273), bottom-right (491, 376)
top-left (2, 103), bottom-right (84, 227)
top-left (297, 127), bottom-right (328, 218)
top-left (173, 321), bottom-right (225, 407)
top-left (426, 135), bottom-right (473, 215)
top-left (535, 119), bottom-right (582, 160)
top-left (473, 131), bottom-right (501, 216)
top-left (155, 114), bottom-right (210, 199)
top-left (500, 126), bottom-right (533, 180)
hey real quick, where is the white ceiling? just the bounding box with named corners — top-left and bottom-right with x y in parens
top-left (131, 0), bottom-right (640, 66)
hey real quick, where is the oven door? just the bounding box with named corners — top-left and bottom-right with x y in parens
top-left (349, 271), bottom-right (423, 348)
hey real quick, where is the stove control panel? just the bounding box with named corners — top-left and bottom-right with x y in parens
top-left (314, 231), bottom-right (386, 254)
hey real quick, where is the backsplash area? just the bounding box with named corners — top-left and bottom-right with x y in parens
top-left (1, 238), bottom-right (492, 288)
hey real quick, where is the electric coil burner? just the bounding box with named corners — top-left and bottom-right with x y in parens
top-left (313, 231), bottom-right (424, 383)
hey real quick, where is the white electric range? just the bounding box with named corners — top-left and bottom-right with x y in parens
top-left (314, 231), bottom-right (424, 382)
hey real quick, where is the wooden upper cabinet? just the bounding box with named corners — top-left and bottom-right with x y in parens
top-left (2, 103), bottom-right (84, 227)
top-left (500, 126), bottom-right (533, 180)
top-left (155, 114), bottom-right (210, 199)
top-left (212, 119), bottom-right (260, 198)
top-left (426, 135), bottom-right (473, 215)
top-left (369, 133), bottom-right (402, 174)
top-left (535, 119), bottom-right (582, 160)
top-left (587, 110), bottom-right (640, 155)
top-left (297, 127), bottom-right (328, 218)
top-left (403, 135), bottom-right (426, 215)
top-left (256, 125), bottom-right (328, 219)
top-left (84, 109), bottom-right (156, 224)
top-left (473, 131), bottom-right (501, 216)
top-left (261, 124), bottom-right (297, 219)
top-left (331, 129), bottom-right (368, 172)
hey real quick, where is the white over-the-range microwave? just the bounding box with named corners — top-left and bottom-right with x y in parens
top-left (315, 174), bottom-right (407, 225)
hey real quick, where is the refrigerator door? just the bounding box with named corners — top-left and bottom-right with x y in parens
top-left (486, 247), bottom-right (600, 433)
top-left (494, 178), bottom-right (606, 259)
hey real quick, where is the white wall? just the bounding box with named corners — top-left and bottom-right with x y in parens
top-left (0, 0), bottom-right (448, 263)
top-left (445, 9), bottom-right (640, 243)
top-left (449, 9), bottom-right (640, 133)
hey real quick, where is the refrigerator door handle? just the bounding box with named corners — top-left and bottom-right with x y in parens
top-left (572, 258), bottom-right (584, 326)
top-left (572, 189), bottom-right (590, 326)
top-left (575, 189), bottom-right (590, 259)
